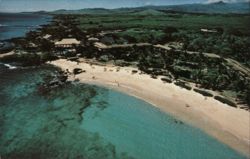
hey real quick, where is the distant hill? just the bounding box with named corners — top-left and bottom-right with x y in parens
top-left (147, 2), bottom-right (250, 14)
top-left (52, 8), bottom-right (114, 15)
top-left (49, 2), bottom-right (250, 15)
top-left (132, 9), bottom-right (166, 16)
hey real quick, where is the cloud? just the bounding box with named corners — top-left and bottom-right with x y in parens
top-left (206, 0), bottom-right (250, 3)
top-left (145, 1), bottom-right (153, 6)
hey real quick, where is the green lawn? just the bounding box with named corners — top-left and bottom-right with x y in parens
top-left (77, 13), bottom-right (250, 35)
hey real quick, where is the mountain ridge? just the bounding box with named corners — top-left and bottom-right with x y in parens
top-left (15, 2), bottom-right (250, 15)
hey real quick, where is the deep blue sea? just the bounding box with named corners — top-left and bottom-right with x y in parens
top-left (0, 65), bottom-right (247, 159)
top-left (0, 13), bottom-right (51, 40)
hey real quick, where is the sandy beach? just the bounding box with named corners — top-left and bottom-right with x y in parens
top-left (49, 59), bottom-right (250, 157)
top-left (0, 51), bottom-right (15, 58)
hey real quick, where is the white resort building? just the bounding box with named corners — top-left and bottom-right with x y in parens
top-left (55, 38), bottom-right (81, 48)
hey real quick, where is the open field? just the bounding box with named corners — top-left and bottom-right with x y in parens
top-left (76, 13), bottom-right (250, 67)
top-left (77, 13), bottom-right (250, 35)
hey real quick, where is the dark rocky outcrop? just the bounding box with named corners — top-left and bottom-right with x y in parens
top-left (38, 71), bottom-right (69, 95)
top-left (73, 68), bottom-right (84, 75)
top-left (214, 96), bottom-right (237, 107)
top-left (193, 88), bottom-right (213, 97)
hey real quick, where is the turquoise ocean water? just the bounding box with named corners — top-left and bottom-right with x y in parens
top-left (0, 66), bottom-right (247, 159)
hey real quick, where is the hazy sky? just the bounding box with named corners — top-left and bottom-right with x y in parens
top-left (0, 0), bottom-right (248, 12)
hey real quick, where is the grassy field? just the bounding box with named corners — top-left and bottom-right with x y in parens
top-left (77, 13), bottom-right (250, 35)
top-left (75, 12), bottom-right (250, 67)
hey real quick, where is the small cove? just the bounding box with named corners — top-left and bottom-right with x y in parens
top-left (0, 66), bottom-right (247, 159)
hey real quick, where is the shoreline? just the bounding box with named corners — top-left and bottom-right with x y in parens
top-left (49, 59), bottom-right (250, 157)
top-left (0, 51), bottom-right (15, 58)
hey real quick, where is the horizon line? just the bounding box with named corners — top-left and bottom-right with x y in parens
top-left (0, 1), bottom-right (248, 14)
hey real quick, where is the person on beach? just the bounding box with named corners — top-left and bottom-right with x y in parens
top-left (115, 80), bottom-right (120, 87)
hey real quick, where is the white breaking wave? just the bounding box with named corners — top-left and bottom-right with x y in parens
top-left (0, 24), bottom-right (8, 27)
top-left (4, 63), bottom-right (17, 69)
